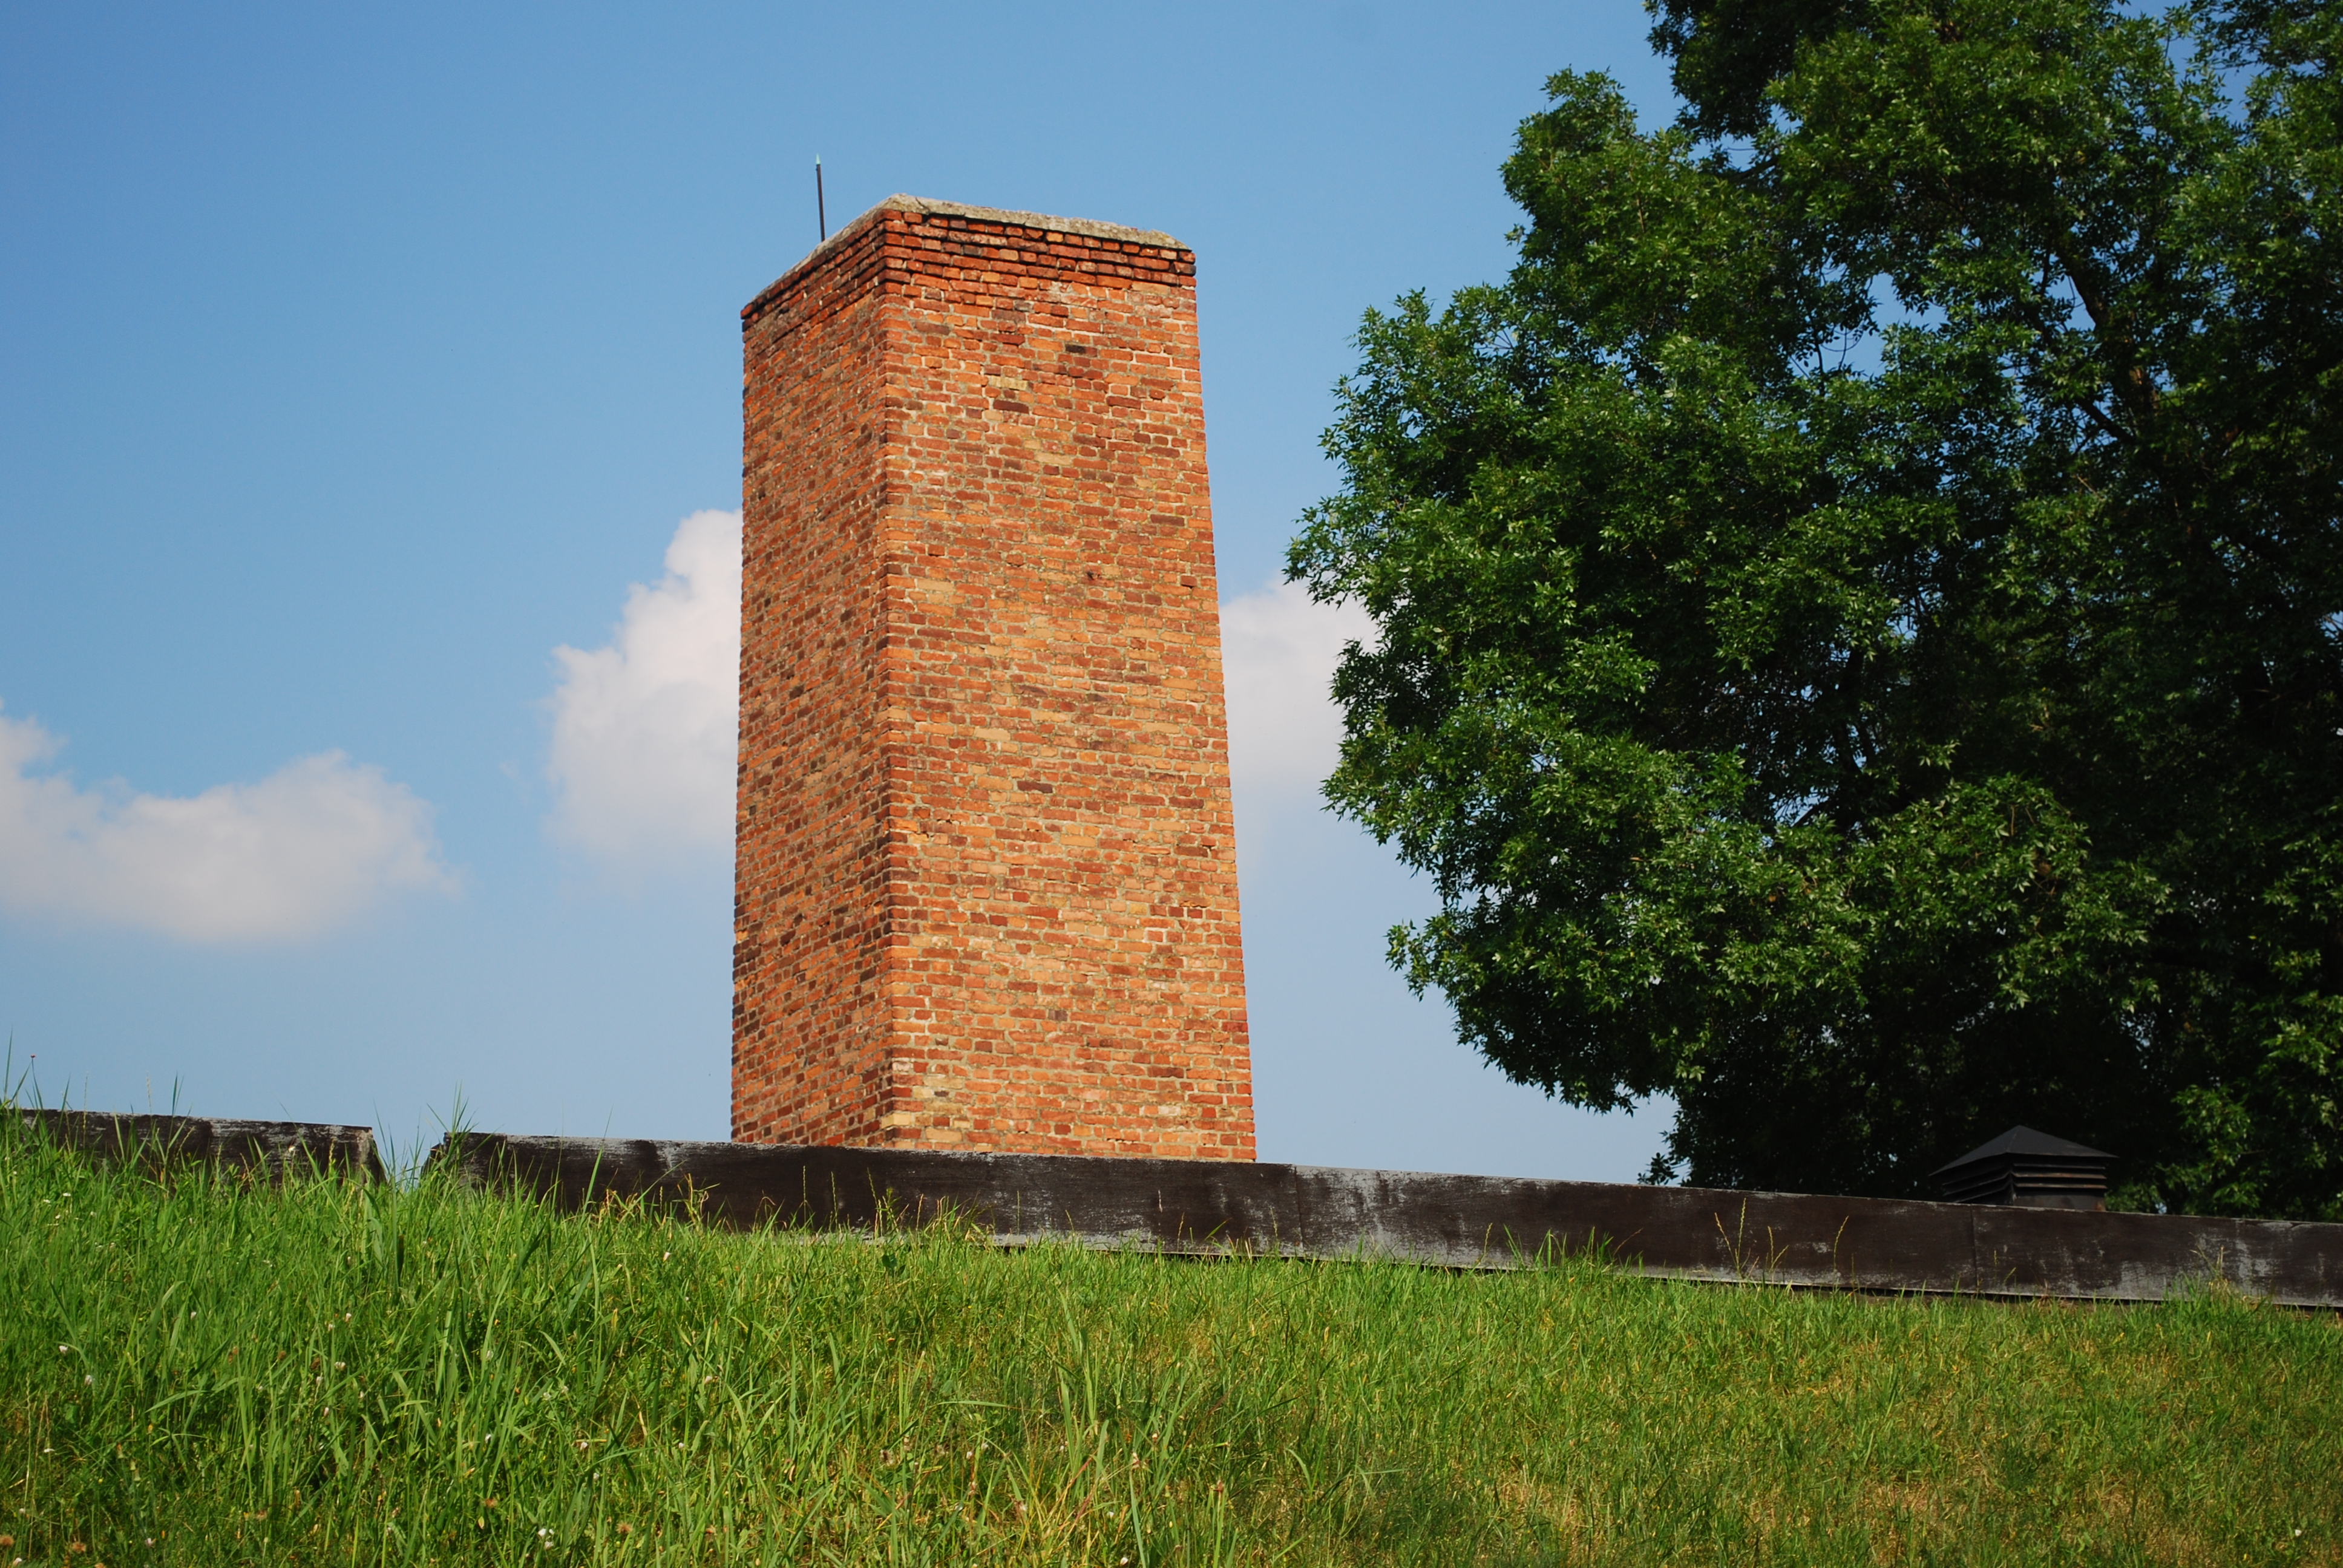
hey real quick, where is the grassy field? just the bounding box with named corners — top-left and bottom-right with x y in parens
top-left (3, 1120), bottom-right (2339, 1566)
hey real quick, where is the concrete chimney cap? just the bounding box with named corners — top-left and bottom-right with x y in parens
top-left (791, 195), bottom-right (1181, 277)
top-left (749, 196), bottom-right (1190, 324)
top-left (872, 195), bottom-right (1181, 250)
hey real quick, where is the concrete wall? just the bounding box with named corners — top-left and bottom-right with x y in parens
top-left (430, 1133), bottom-right (2343, 1308)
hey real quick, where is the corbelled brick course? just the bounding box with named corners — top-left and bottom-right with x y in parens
top-left (733, 195), bottom-right (1254, 1159)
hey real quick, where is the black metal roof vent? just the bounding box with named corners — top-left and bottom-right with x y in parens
top-left (1932, 1126), bottom-right (2114, 1210)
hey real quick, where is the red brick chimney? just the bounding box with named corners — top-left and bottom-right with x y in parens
top-left (733, 196), bottom-right (1254, 1159)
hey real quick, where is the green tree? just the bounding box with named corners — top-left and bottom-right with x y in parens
top-left (1290, 0), bottom-right (2343, 1215)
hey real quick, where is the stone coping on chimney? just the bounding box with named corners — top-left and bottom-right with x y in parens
top-left (742, 195), bottom-right (1187, 324)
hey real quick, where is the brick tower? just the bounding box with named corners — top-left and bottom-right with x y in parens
top-left (732, 196), bottom-right (1254, 1160)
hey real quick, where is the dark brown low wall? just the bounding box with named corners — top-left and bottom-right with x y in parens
top-left (18, 1109), bottom-right (384, 1181)
top-left (424, 1134), bottom-right (2343, 1308)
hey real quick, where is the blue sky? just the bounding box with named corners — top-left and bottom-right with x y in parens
top-left (1, 1), bottom-right (1677, 1179)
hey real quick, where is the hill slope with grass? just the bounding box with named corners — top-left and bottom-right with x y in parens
top-left (3, 1122), bottom-right (2338, 1565)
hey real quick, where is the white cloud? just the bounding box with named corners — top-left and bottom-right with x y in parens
top-left (1219, 578), bottom-right (1377, 799)
top-left (545, 509), bottom-right (741, 863)
top-left (0, 705), bottom-right (454, 943)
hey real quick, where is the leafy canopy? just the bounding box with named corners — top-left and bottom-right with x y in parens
top-left (1290, 0), bottom-right (2343, 1215)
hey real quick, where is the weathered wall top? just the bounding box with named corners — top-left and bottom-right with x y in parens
top-left (430, 1133), bottom-right (2343, 1308)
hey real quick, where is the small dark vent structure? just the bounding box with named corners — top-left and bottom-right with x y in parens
top-left (1934, 1126), bottom-right (2112, 1210)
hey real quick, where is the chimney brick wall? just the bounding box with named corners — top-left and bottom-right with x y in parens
top-left (733, 197), bottom-right (1254, 1158)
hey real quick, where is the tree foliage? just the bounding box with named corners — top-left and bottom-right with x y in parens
top-left (1290, 0), bottom-right (2343, 1214)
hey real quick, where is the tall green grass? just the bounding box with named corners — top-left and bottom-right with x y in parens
top-left (3, 1120), bottom-right (2338, 1566)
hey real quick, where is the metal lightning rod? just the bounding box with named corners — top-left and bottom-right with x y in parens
top-left (815, 157), bottom-right (826, 241)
